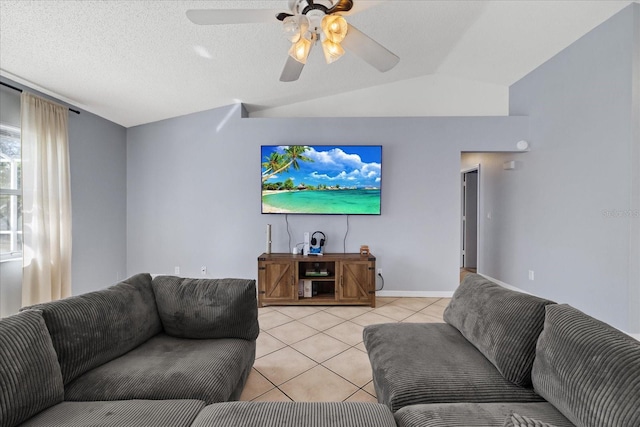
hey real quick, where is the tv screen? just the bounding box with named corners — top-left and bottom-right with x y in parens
top-left (261, 145), bottom-right (382, 215)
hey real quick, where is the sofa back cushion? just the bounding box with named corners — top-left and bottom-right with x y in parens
top-left (152, 276), bottom-right (259, 340)
top-left (0, 310), bottom-right (64, 427)
top-left (532, 304), bottom-right (640, 427)
top-left (24, 273), bottom-right (162, 384)
top-left (443, 273), bottom-right (555, 386)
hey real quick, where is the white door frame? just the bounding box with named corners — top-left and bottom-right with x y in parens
top-left (461, 165), bottom-right (481, 270)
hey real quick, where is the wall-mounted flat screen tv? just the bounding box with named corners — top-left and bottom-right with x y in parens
top-left (261, 145), bottom-right (382, 215)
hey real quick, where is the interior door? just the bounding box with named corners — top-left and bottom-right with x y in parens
top-left (462, 169), bottom-right (478, 269)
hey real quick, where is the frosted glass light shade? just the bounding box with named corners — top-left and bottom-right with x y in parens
top-left (289, 36), bottom-right (312, 64)
top-left (322, 15), bottom-right (348, 43)
top-left (322, 39), bottom-right (345, 64)
top-left (282, 16), bottom-right (301, 43)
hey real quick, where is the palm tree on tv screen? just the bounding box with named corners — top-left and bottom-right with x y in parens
top-left (262, 152), bottom-right (284, 177)
top-left (262, 145), bottom-right (313, 183)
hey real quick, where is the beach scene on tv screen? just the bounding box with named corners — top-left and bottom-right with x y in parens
top-left (261, 145), bottom-right (381, 214)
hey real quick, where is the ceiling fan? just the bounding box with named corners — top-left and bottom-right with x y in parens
top-left (186, 0), bottom-right (399, 82)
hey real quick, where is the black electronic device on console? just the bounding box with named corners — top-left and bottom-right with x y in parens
top-left (309, 231), bottom-right (326, 255)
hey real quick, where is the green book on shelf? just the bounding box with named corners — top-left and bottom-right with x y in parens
top-left (305, 271), bottom-right (329, 276)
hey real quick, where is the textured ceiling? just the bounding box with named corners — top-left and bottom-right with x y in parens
top-left (0, 1), bottom-right (633, 127)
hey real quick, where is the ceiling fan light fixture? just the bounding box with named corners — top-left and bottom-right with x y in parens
top-left (289, 36), bottom-right (312, 64)
top-left (322, 39), bottom-right (345, 64)
top-left (322, 14), bottom-right (348, 43)
top-left (282, 16), bottom-right (301, 43)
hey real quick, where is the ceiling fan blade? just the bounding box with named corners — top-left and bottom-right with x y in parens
top-left (276, 12), bottom-right (294, 21)
top-left (341, 24), bottom-right (399, 72)
top-left (186, 9), bottom-right (282, 25)
top-left (327, 0), bottom-right (354, 15)
top-left (280, 56), bottom-right (305, 82)
top-left (340, 0), bottom-right (386, 16)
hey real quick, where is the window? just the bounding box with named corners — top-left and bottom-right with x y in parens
top-left (0, 124), bottom-right (22, 256)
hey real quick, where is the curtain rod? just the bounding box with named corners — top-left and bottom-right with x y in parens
top-left (1, 81), bottom-right (81, 115)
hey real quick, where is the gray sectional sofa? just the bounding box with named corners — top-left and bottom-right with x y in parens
top-left (364, 273), bottom-right (640, 427)
top-left (3, 271), bottom-right (639, 426)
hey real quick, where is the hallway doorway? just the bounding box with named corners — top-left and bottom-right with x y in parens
top-left (461, 167), bottom-right (479, 270)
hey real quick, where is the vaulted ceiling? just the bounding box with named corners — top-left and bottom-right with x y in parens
top-left (0, 1), bottom-right (633, 127)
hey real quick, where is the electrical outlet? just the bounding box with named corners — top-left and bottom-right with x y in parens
top-left (174, 266), bottom-right (180, 275)
top-left (528, 270), bottom-right (535, 281)
top-left (201, 266), bottom-right (207, 275)
top-left (377, 268), bottom-right (383, 276)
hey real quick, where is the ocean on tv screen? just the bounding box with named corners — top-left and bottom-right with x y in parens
top-left (261, 145), bottom-right (382, 215)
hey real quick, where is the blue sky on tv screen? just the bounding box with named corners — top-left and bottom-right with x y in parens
top-left (261, 145), bottom-right (381, 189)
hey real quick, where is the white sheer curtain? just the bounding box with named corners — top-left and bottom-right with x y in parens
top-left (21, 92), bottom-right (72, 306)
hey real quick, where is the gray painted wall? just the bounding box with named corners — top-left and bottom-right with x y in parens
top-left (0, 78), bottom-right (128, 298)
top-left (126, 108), bottom-right (528, 295)
top-left (476, 4), bottom-right (639, 333)
top-left (631, 3), bottom-right (640, 336)
top-left (0, 85), bottom-right (20, 126)
top-left (68, 106), bottom-right (127, 294)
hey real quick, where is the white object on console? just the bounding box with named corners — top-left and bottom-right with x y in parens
top-left (266, 224), bottom-right (272, 254)
top-left (303, 232), bottom-right (310, 256)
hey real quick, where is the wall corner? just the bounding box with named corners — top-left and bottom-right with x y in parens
top-left (628, 2), bottom-right (640, 334)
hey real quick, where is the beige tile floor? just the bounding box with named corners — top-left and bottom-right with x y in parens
top-left (240, 296), bottom-right (450, 402)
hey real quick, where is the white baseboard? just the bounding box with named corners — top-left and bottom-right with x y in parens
top-left (376, 290), bottom-right (454, 298)
top-left (627, 333), bottom-right (640, 341)
top-left (478, 274), bottom-right (533, 295)
top-left (375, 274), bottom-right (517, 298)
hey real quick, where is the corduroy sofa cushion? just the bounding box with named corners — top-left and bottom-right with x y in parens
top-left (532, 304), bottom-right (640, 427)
top-left (19, 399), bottom-right (205, 427)
top-left (443, 273), bottom-right (555, 386)
top-left (0, 310), bottom-right (64, 427)
top-left (152, 276), bottom-right (259, 340)
top-left (503, 413), bottom-right (559, 427)
top-left (190, 402), bottom-right (397, 427)
top-left (394, 403), bottom-right (572, 427)
top-left (363, 323), bottom-right (543, 412)
top-left (63, 333), bottom-right (255, 404)
top-left (24, 273), bottom-right (162, 385)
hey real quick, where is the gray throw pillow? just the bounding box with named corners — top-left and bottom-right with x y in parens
top-left (152, 276), bottom-right (259, 340)
top-left (443, 273), bottom-right (555, 386)
top-left (503, 413), bottom-right (557, 427)
top-left (532, 304), bottom-right (640, 427)
top-left (0, 310), bottom-right (64, 427)
top-left (24, 273), bottom-right (162, 384)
